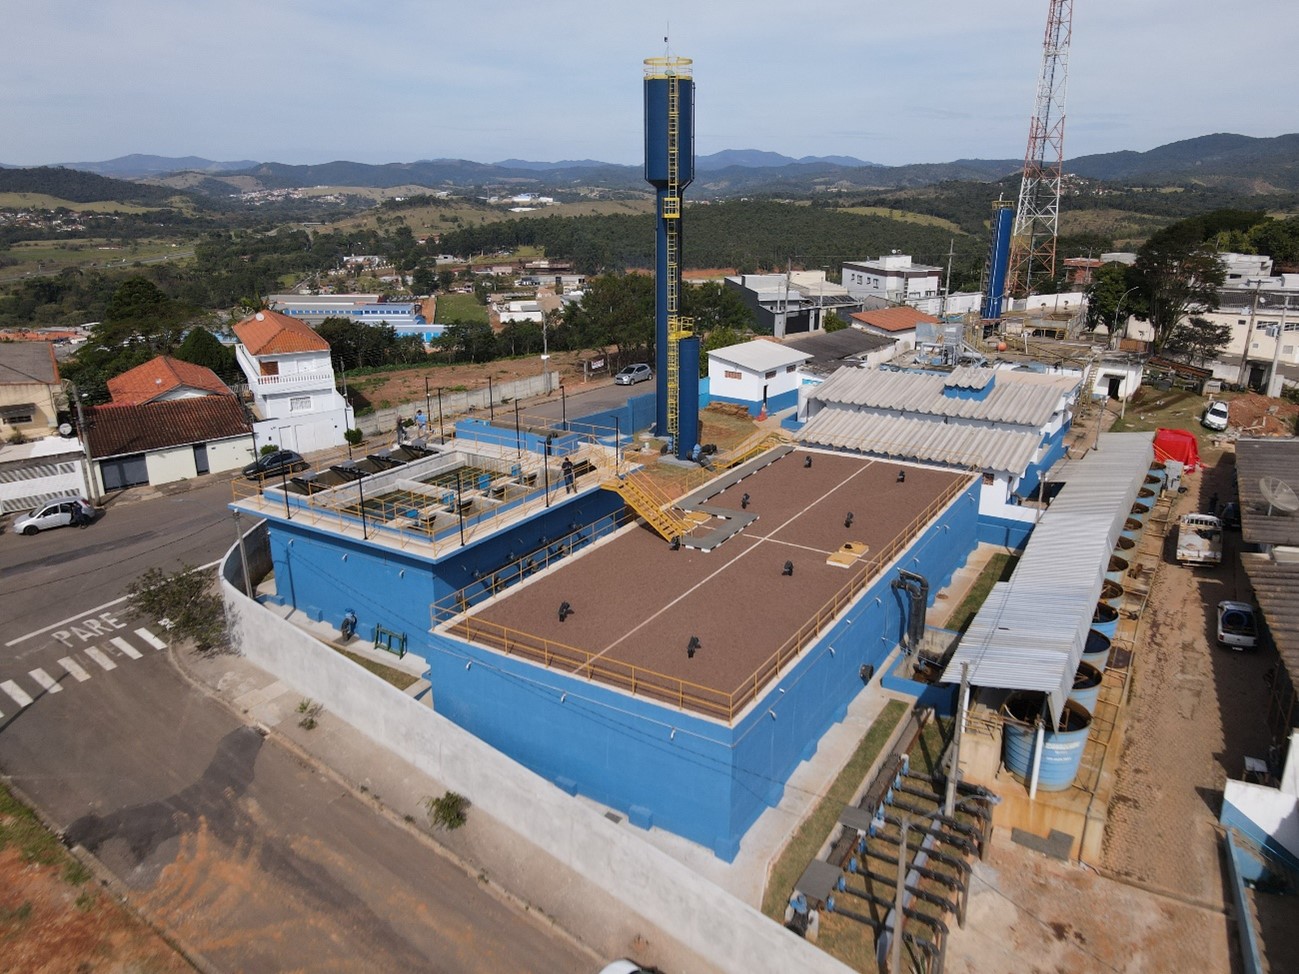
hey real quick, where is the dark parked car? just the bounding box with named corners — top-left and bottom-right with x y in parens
top-left (244, 450), bottom-right (307, 480)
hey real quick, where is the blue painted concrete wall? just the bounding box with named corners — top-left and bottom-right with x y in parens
top-left (1016, 421), bottom-right (1071, 499)
top-left (261, 490), bottom-right (623, 643)
top-left (424, 479), bottom-right (979, 859)
top-left (978, 512), bottom-right (1035, 549)
top-left (454, 417), bottom-right (584, 457)
top-left (567, 391), bottom-right (657, 440)
top-left (881, 647), bottom-right (959, 715)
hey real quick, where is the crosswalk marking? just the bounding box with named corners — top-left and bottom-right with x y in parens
top-left (2, 680), bottom-right (34, 708)
top-left (136, 628), bottom-right (167, 650)
top-left (84, 647), bottom-right (117, 671)
top-left (59, 657), bottom-right (91, 682)
top-left (110, 636), bottom-right (142, 660)
top-left (28, 668), bottom-right (62, 694)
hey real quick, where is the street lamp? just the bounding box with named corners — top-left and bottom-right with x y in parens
top-left (1112, 287), bottom-right (1138, 347)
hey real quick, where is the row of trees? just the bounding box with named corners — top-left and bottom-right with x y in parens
top-left (1085, 209), bottom-right (1299, 361)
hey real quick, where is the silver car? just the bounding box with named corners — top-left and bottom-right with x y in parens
top-left (614, 364), bottom-right (653, 385)
top-left (1217, 600), bottom-right (1258, 650)
top-left (13, 496), bottom-right (96, 535)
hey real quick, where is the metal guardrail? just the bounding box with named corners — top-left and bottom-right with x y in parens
top-left (434, 471), bottom-right (974, 722)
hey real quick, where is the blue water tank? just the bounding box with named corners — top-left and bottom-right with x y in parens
top-left (1002, 693), bottom-right (1091, 792)
top-left (643, 69), bottom-right (695, 189)
top-left (1092, 603), bottom-right (1119, 642)
top-left (981, 204), bottom-right (1014, 320)
top-left (1083, 627), bottom-right (1112, 672)
top-left (1068, 662), bottom-right (1103, 715)
top-left (1105, 554), bottom-right (1130, 585)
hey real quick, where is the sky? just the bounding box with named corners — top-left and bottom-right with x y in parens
top-left (3, 0), bottom-right (1294, 169)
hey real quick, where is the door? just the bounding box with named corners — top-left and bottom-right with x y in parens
top-left (193, 443), bottom-right (210, 475)
top-left (1107, 376), bottom-right (1122, 399)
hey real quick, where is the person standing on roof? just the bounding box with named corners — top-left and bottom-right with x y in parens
top-left (562, 456), bottom-right (576, 494)
top-left (415, 408), bottom-right (427, 436)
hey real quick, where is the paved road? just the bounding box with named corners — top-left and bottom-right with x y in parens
top-left (523, 378), bottom-right (643, 424)
top-left (0, 485), bottom-right (593, 973)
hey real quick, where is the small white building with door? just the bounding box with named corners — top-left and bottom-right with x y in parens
top-left (233, 310), bottom-right (351, 454)
top-left (706, 340), bottom-right (811, 416)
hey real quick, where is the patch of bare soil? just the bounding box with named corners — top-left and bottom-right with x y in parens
top-left (0, 848), bottom-right (188, 974)
top-left (349, 349), bottom-right (638, 413)
top-left (1227, 391), bottom-right (1299, 436)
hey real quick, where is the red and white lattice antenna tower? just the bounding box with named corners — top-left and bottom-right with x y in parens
top-left (1006, 0), bottom-right (1072, 299)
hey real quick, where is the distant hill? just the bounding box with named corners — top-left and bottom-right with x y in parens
top-left (1068, 133), bottom-right (1299, 191)
top-left (0, 166), bottom-right (204, 207)
top-left (14, 133), bottom-right (1298, 202)
top-left (59, 154), bottom-right (260, 178)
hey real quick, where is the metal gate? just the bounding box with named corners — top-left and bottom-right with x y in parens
top-left (100, 453), bottom-right (149, 491)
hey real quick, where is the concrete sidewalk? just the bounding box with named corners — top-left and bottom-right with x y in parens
top-left (171, 640), bottom-right (715, 971)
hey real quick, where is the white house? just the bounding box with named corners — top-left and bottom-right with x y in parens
top-left (707, 340), bottom-right (811, 416)
top-left (847, 307), bottom-right (940, 353)
top-left (842, 254), bottom-right (942, 305)
top-left (232, 310), bottom-right (351, 454)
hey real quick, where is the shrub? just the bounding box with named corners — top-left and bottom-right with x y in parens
top-left (422, 791), bottom-right (469, 831)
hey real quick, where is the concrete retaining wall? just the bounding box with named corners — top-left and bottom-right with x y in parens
top-left (220, 535), bottom-right (853, 974)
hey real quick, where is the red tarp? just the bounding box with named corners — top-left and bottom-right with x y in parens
top-left (1153, 428), bottom-right (1201, 471)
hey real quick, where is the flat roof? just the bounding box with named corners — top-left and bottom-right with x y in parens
top-left (708, 339), bottom-right (812, 373)
top-left (449, 450), bottom-right (971, 721)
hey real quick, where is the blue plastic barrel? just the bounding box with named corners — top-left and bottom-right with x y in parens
top-left (1101, 578), bottom-right (1125, 607)
top-left (1002, 693), bottom-right (1092, 791)
top-left (1106, 554), bottom-right (1130, 584)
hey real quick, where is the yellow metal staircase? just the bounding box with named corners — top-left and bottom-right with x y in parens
top-left (603, 473), bottom-right (699, 543)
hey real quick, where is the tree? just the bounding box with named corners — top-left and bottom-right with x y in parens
top-left (823, 311), bottom-right (849, 332)
top-left (1084, 262), bottom-right (1142, 333)
top-left (1131, 219), bottom-right (1226, 352)
top-left (175, 326), bottom-right (240, 382)
top-left (1162, 316), bottom-right (1232, 366)
top-left (128, 565), bottom-right (225, 652)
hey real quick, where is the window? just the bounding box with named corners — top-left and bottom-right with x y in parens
top-left (724, 370), bottom-right (742, 380)
top-left (786, 365), bottom-right (797, 373)
top-left (289, 396), bottom-right (312, 413)
top-left (260, 361), bottom-right (279, 376)
top-left (3, 412), bottom-right (33, 424)
top-left (765, 370), bottom-right (777, 379)
top-left (983, 472), bottom-right (996, 486)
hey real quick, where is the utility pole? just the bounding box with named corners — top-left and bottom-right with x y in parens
top-left (1236, 282), bottom-right (1262, 387)
top-left (944, 663), bottom-right (970, 818)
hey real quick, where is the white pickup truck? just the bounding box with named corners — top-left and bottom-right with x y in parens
top-left (1176, 513), bottom-right (1223, 565)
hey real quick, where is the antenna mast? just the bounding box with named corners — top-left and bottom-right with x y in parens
top-left (1006, 0), bottom-right (1072, 299)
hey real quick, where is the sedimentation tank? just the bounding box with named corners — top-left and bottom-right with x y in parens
top-left (644, 56), bottom-right (698, 459)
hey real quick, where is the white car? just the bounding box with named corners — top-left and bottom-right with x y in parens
top-left (614, 364), bottom-right (653, 386)
top-left (597, 963), bottom-right (658, 974)
top-left (13, 496), bottom-right (95, 535)
top-left (1217, 600), bottom-right (1258, 650)
top-left (1202, 401), bottom-right (1230, 431)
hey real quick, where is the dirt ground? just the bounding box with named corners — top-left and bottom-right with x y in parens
top-left (0, 847), bottom-right (188, 974)
top-left (349, 350), bottom-right (615, 413)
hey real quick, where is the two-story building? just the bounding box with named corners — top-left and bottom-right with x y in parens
top-left (0, 343), bottom-right (61, 438)
top-left (233, 310), bottom-right (351, 454)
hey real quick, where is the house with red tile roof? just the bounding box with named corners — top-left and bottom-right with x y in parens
top-left (848, 307), bottom-right (940, 352)
top-left (232, 310), bottom-right (350, 453)
top-left (105, 355), bottom-right (231, 407)
top-left (84, 396), bottom-right (254, 491)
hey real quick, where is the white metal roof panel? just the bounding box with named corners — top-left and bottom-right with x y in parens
top-left (708, 340), bottom-right (812, 373)
top-left (797, 408), bottom-right (1039, 474)
top-left (941, 432), bottom-right (1154, 724)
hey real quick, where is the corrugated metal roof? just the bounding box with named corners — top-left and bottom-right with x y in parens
top-left (941, 432), bottom-right (1155, 725)
top-left (797, 408), bottom-right (1039, 474)
top-left (1240, 555), bottom-right (1299, 690)
top-left (1237, 437), bottom-right (1299, 547)
top-left (809, 366), bottom-right (1076, 428)
top-left (944, 366), bottom-right (994, 390)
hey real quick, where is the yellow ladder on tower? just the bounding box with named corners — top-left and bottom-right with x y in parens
top-left (663, 72), bottom-right (692, 446)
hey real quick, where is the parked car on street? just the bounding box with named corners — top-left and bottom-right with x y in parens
top-left (243, 449), bottom-right (307, 480)
top-left (614, 363), bottom-right (653, 386)
top-left (13, 496), bottom-right (96, 535)
top-left (1217, 600), bottom-right (1259, 650)
top-left (1202, 401), bottom-right (1230, 431)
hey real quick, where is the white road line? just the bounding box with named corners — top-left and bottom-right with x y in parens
top-left (4, 595), bottom-right (129, 648)
top-left (135, 628), bottom-right (168, 650)
top-left (59, 658), bottom-right (91, 682)
top-left (84, 647), bottom-right (117, 671)
top-left (1, 680), bottom-right (34, 708)
top-left (110, 636), bottom-right (142, 660)
top-left (28, 668), bottom-right (62, 694)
